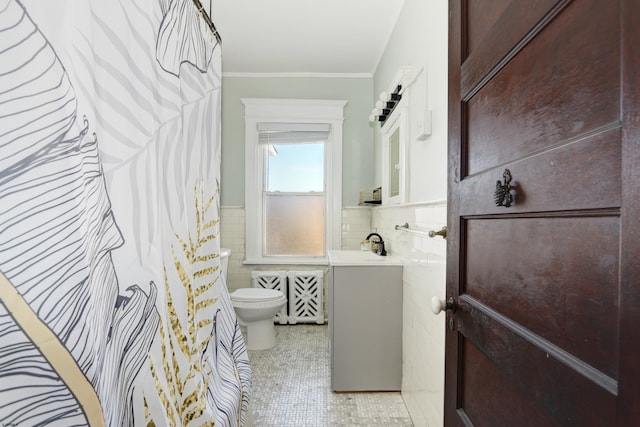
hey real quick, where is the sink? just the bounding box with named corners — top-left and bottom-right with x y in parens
top-left (328, 250), bottom-right (402, 266)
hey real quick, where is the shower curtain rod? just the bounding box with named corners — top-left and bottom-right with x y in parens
top-left (192, 0), bottom-right (222, 44)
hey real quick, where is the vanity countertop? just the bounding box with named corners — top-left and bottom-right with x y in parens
top-left (328, 250), bottom-right (403, 267)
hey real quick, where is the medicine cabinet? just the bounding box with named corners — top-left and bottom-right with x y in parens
top-left (381, 105), bottom-right (407, 205)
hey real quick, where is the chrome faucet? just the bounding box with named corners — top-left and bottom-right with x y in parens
top-left (365, 232), bottom-right (387, 256)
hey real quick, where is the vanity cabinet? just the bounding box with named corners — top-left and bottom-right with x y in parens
top-left (328, 250), bottom-right (403, 391)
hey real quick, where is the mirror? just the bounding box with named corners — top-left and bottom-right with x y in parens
top-left (388, 126), bottom-right (400, 198)
top-left (381, 106), bottom-right (407, 205)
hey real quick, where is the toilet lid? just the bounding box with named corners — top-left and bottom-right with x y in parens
top-left (231, 288), bottom-right (284, 302)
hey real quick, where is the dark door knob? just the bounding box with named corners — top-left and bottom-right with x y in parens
top-left (494, 169), bottom-right (513, 207)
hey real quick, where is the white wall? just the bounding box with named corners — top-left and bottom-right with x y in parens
top-left (373, 0), bottom-right (448, 203)
top-left (372, 1), bottom-right (449, 426)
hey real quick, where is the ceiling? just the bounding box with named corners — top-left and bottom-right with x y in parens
top-left (209, 0), bottom-right (406, 75)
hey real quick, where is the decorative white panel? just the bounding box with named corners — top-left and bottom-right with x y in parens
top-left (251, 271), bottom-right (288, 324)
top-left (287, 271), bottom-right (324, 325)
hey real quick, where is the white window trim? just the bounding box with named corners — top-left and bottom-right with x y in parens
top-left (242, 98), bottom-right (347, 265)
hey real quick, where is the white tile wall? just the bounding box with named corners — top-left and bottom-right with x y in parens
top-left (221, 206), bottom-right (372, 320)
top-left (372, 203), bottom-right (446, 427)
top-left (220, 207), bottom-right (252, 290)
top-left (341, 207), bottom-right (372, 249)
top-left (221, 204), bottom-right (446, 426)
top-left (221, 207), bottom-right (372, 289)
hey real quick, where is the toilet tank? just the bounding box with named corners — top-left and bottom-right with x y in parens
top-left (220, 248), bottom-right (231, 284)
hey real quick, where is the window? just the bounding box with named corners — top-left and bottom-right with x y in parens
top-left (243, 99), bottom-right (346, 264)
top-left (262, 126), bottom-right (327, 256)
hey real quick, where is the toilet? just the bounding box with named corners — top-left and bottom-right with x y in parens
top-left (220, 248), bottom-right (286, 350)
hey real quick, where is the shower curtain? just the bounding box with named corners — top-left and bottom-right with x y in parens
top-left (0, 1), bottom-right (251, 426)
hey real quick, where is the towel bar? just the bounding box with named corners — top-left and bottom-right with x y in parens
top-left (394, 223), bottom-right (447, 239)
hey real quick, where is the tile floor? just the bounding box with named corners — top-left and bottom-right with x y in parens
top-left (247, 324), bottom-right (414, 427)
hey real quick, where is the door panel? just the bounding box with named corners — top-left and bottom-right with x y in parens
top-left (466, 0), bottom-right (619, 176)
top-left (461, 338), bottom-right (562, 427)
top-left (447, 0), bottom-right (640, 425)
top-left (465, 0), bottom-right (510, 54)
top-left (459, 313), bottom-right (617, 427)
top-left (464, 216), bottom-right (619, 377)
top-left (462, 0), bottom-right (567, 96)
top-left (460, 128), bottom-right (621, 215)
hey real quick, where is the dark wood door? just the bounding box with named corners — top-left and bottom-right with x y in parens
top-left (446, 0), bottom-right (640, 425)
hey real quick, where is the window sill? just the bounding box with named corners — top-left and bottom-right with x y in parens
top-left (243, 257), bottom-right (329, 266)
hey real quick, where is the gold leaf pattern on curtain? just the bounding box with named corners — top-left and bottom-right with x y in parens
top-left (145, 182), bottom-right (249, 426)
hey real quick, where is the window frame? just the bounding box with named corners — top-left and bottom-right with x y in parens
top-left (242, 98), bottom-right (346, 264)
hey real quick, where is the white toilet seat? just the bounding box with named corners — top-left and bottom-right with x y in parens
top-left (231, 288), bottom-right (284, 303)
top-left (221, 249), bottom-right (286, 350)
top-left (230, 288), bottom-right (286, 350)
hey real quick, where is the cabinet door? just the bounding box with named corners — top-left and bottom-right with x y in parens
top-left (381, 106), bottom-right (407, 205)
top-left (331, 266), bottom-right (402, 391)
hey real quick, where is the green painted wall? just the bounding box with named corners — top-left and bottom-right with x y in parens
top-left (220, 76), bottom-right (375, 206)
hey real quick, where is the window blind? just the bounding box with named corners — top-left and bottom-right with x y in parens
top-left (257, 123), bottom-right (330, 145)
